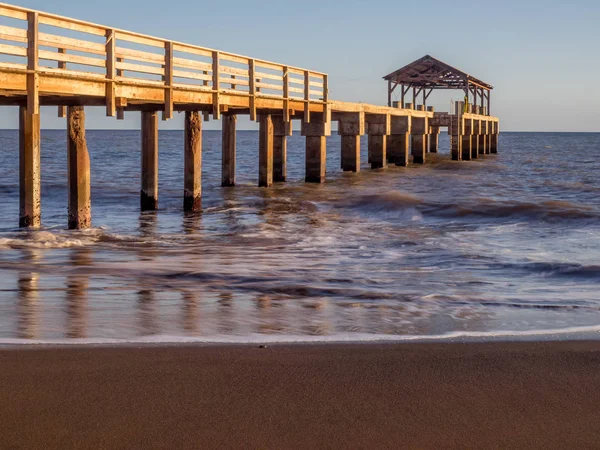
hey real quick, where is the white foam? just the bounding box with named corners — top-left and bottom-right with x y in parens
top-left (1, 325), bottom-right (600, 347)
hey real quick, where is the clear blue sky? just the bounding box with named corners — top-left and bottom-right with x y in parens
top-left (2, 0), bottom-right (600, 131)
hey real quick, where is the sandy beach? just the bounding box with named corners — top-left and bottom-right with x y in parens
top-left (1, 340), bottom-right (599, 449)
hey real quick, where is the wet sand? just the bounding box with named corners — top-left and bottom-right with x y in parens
top-left (1, 341), bottom-right (599, 449)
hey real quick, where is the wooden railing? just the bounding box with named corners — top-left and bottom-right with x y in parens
top-left (0, 2), bottom-right (328, 121)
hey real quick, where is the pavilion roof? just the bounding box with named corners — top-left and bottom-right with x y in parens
top-left (383, 55), bottom-right (493, 91)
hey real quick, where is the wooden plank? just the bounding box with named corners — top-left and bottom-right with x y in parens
top-left (308, 80), bottom-right (324, 88)
top-left (116, 47), bottom-right (165, 64)
top-left (163, 41), bottom-right (173, 120)
top-left (0, 25), bottom-right (27, 40)
top-left (255, 60), bottom-right (282, 72)
top-left (219, 53), bottom-right (248, 65)
top-left (38, 49), bottom-right (105, 67)
top-left (220, 65), bottom-right (248, 77)
top-left (219, 77), bottom-right (249, 87)
top-left (308, 89), bottom-right (323, 97)
top-left (255, 81), bottom-right (283, 91)
top-left (254, 71), bottom-right (283, 82)
top-left (38, 33), bottom-right (105, 55)
top-left (288, 86), bottom-right (304, 94)
top-left (105, 29), bottom-right (115, 117)
top-left (115, 61), bottom-right (164, 76)
top-left (115, 31), bottom-right (164, 48)
top-left (249, 59), bottom-right (256, 121)
top-left (0, 43), bottom-right (27, 57)
top-left (39, 15), bottom-right (105, 36)
top-left (0, 61), bottom-right (27, 70)
top-left (173, 69), bottom-right (212, 82)
top-left (27, 11), bottom-right (38, 115)
top-left (172, 56), bottom-right (211, 72)
top-left (39, 67), bottom-right (106, 79)
top-left (212, 50), bottom-right (220, 119)
top-left (0, 6), bottom-right (28, 20)
top-left (172, 43), bottom-right (212, 58)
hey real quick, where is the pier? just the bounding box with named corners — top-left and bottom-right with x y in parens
top-left (0, 3), bottom-right (500, 229)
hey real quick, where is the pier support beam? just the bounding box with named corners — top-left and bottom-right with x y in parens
top-left (302, 113), bottom-right (330, 183)
top-left (337, 112), bottom-right (364, 172)
top-left (490, 122), bottom-right (499, 154)
top-left (221, 114), bottom-right (236, 187)
top-left (273, 116), bottom-right (290, 182)
top-left (19, 106), bottom-right (41, 228)
top-left (462, 117), bottom-right (472, 161)
top-left (141, 111), bottom-right (159, 211)
top-left (258, 114), bottom-right (274, 187)
top-left (479, 121), bottom-right (488, 155)
top-left (184, 111), bottom-right (202, 212)
top-left (411, 116), bottom-right (427, 164)
top-left (388, 115), bottom-right (411, 166)
top-left (67, 106), bottom-right (91, 229)
top-left (366, 114), bottom-right (390, 169)
top-left (429, 126), bottom-right (439, 153)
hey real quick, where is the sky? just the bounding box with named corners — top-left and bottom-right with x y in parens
top-left (2, 0), bottom-right (600, 131)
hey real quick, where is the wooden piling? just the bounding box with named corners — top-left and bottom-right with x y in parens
top-left (462, 118), bottom-right (472, 161)
top-left (221, 114), bottom-right (236, 187)
top-left (141, 111), bottom-right (159, 211)
top-left (429, 127), bottom-right (439, 153)
top-left (19, 106), bottom-right (41, 228)
top-left (67, 106), bottom-right (91, 229)
top-left (184, 111), bottom-right (202, 212)
top-left (258, 114), bottom-right (274, 187)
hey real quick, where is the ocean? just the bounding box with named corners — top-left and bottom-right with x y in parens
top-left (0, 130), bottom-right (599, 344)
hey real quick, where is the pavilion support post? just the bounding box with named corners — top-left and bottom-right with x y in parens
top-left (337, 112), bottom-right (364, 172)
top-left (67, 106), bottom-right (91, 229)
top-left (273, 116), bottom-right (290, 182)
top-left (389, 115), bottom-right (411, 166)
top-left (301, 113), bottom-right (330, 183)
top-left (184, 111), bottom-right (202, 212)
top-left (411, 115), bottom-right (427, 164)
top-left (258, 114), bottom-right (274, 187)
top-left (366, 114), bottom-right (390, 169)
top-left (221, 114), bottom-right (236, 187)
top-left (141, 111), bottom-right (159, 211)
top-left (19, 106), bottom-right (41, 228)
top-left (461, 117), bottom-right (473, 161)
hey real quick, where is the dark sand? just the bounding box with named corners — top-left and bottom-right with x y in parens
top-left (1, 341), bottom-right (600, 449)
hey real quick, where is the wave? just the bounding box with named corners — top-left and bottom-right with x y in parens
top-left (341, 191), bottom-right (598, 221)
top-left (1, 324), bottom-right (599, 347)
top-left (498, 261), bottom-right (600, 280)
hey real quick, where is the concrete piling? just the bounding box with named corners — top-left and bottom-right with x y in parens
top-left (273, 116), bottom-right (289, 182)
top-left (337, 112), bottom-right (364, 172)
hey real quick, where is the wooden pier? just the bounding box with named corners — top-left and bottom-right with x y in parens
top-left (0, 3), bottom-right (500, 229)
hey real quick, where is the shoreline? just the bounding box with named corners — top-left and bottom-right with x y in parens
top-left (1, 340), bottom-right (600, 449)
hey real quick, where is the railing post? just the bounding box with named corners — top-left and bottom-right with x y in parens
top-left (303, 70), bottom-right (310, 124)
top-left (283, 66), bottom-right (290, 123)
top-left (105, 29), bottom-right (116, 117)
top-left (163, 41), bottom-right (173, 120)
top-left (322, 74), bottom-right (329, 124)
top-left (249, 59), bottom-right (256, 121)
top-left (212, 51), bottom-right (220, 120)
top-left (116, 57), bottom-right (124, 120)
top-left (27, 11), bottom-right (39, 116)
top-left (58, 48), bottom-right (67, 118)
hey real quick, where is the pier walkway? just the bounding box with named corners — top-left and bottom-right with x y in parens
top-left (0, 3), bottom-right (500, 228)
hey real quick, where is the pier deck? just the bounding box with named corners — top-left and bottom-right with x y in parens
top-left (0, 3), bottom-right (499, 228)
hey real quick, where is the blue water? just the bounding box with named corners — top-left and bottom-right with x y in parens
top-left (1, 130), bottom-right (600, 344)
